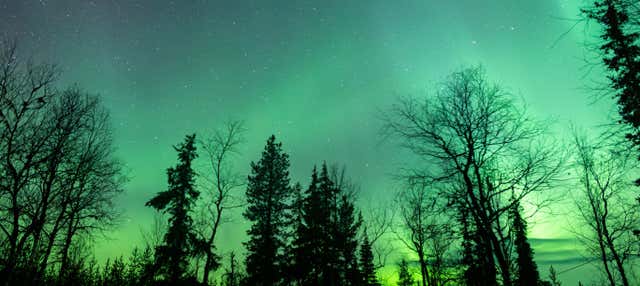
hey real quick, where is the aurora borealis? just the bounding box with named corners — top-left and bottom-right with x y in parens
top-left (1, 0), bottom-right (621, 284)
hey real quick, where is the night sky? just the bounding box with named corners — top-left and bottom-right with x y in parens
top-left (1, 0), bottom-right (618, 284)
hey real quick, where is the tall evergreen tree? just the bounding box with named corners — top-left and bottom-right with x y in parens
top-left (291, 163), bottom-right (362, 286)
top-left (459, 206), bottom-right (497, 286)
top-left (359, 233), bottom-right (379, 286)
top-left (291, 167), bottom-right (323, 285)
top-left (243, 135), bottom-right (292, 286)
top-left (335, 191), bottom-right (362, 286)
top-left (459, 208), bottom-right (476, 286)
top-left (145, 134), bottom-right (200, 284)
top-left (397, 259), bottom-right (414, 286)
top-left (318, 164), bottom-right (340, 285)
top-left (583, 0), bottom-right (640, 180)
top-left (284, 182), bottom-right (306, 286)
top-left (511, 203), bottom-right (540, 286)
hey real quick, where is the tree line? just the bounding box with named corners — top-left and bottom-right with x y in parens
top-left (2, 0), bottom-right (640, 285)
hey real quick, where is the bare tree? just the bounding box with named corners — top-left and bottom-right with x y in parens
top-left (361, 200), bottom-right (395, 270)
top-left (382, 66), bottom-right (563, 286)
top-left (196, 120), bottom-right (246, 285)
top-left (0, 41), bottom-right (124, 285)
top-left (395, 183), bottom-right (454, 286)
top-left (54, 90), bottom-right (124, 281)
top-left (0, 40), bottom-right (58, 284)
top-left (572, 131), bottom-right (638, 286)
top-left (330, 164), bottom-right (395, 270)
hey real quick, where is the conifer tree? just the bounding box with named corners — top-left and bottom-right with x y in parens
top-left (511, 203), bottom-right (540, 286)
top-left (359, 233), bottom-right (379, 286)
top-left (291, 163), bottom-right (362, 286)
top-left (335, 192), bottom-right (362, 286)
top-left (583, 0), bottom-right (640, 179)
top-left (291, 167), bottom-right (323, 285)
top-left (548, 265), bottom-right (561, 286)
top-left (145, 134), bottom-right (200, 284)
top-left (243, 135), bottom-right (292, 286)
top-left (459, 208), bottom-right (476, 286)
top-left (397, 259), bottom-right (414, 286)
top-left (285, 182), bottom-right (305, 285)
top-left (126, 246), bottom-right (155, 286)
top-left (459, 207), bottom-right (497, 286)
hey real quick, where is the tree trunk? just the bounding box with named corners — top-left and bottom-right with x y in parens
top-left (417, 248), bottom-right (428, 286)
top-left (202, 203), bottom-right (223, 285)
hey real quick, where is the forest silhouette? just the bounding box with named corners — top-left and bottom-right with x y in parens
top-left (1, 0), bottom-right (640, 286)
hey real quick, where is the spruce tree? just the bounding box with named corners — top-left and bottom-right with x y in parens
top-left (583, 0), bottom-right (640, 180)
top-left (548, 265), bottom-right (561, 286)
top-left (459, 207), bottom-right (497, 286)
top-left (459, 208), bottom-right (477, 286)
top-left (285, 182), bottom-right (305, 285)
top-left (397, 259), bottom-right (414, 286)
top-left (145, 134), bottom-right (200, 284)
top-left (291, 167), bottom-right (322, 285)
top-left (359, 233), bottom-right (379, 286)
top-left (511, 203), bottom-right (540, 286)
top-left (335, 193), bottom-right (362, 286)
top-left (318, 163), bottom-right (340, 285)
top-left (243, 135), bottom-right (292, 286)
top-left (292, 163), bottom-right (362, 286)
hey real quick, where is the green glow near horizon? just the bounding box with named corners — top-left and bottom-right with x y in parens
top-left (2, 0), bottom-right (617, 284)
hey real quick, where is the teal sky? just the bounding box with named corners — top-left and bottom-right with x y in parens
top-left (1, 0), bottom-right (626, 284)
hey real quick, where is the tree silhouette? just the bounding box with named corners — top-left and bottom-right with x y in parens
top-left (396, 259), bottom-right (414, 286)
top-left (396, 183), bottom-right (454, 286)
top-left (0, 41), bottom-right (124, 286)
top-left (359, 233), bottom-right (379, 286)
top-left (126, 246), bottom-right (155, 286)
top-left (547, 265), bottom-right (561, 286)
top-left (145, 134), bottom-right (200, 285)
top-left (511, 202), bottom-right (540, 286)
top-left (243, 135), bottom-right (292, 286)
top-left (382, 66), bottom-right (563, 286)
top-left (286, 182), bottom-right (307, 285)
top-left (222, 252), bottom-right (241, 286)
top-left (294, 166), bottom-right (325, 285)
top-left (290, 163), bottom-right (362, 286)
top-left (572, 131), bottom-right (637, 286)
top-left (197, 121), bottom-right (246, 285)
top-left (334, 183), bottom-right (362, 286)
top-left (459, 207), bottom-right (497, 286)
top-left (583, 1), bottom-right (640, 175)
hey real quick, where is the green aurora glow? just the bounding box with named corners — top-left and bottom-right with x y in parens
top-left (1, 0), bottom-right (621, 284)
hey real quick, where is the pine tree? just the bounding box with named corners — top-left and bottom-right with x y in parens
top-left (103, 256), bottom-right (126, 286)
top-left (318, 164), bottom-right (340, 285)
top-left (291, 163), bottom-right (362, 286)
top-left (359, 233), bottom-right (379, 286)
top-left (548, 265), bottom-right (561, 286)
top-left (583, 0), bottom-right (640, 180)
top-left (291, 167), bottom-right (323, 285)
top-left (459, 207), bottom-right (497, 286)
top-left (284, 182), bottom-right (305, 285)
top-left (511, 203), bottom-right (540, 286)
top-left (126, 246), bottom-right (155, 286)
top-left (145, 134), bottom-right (200, 284)
top-left (397, 259), bottom-right (414, 286)
top-left (459, 208), bottom-right (476, 286)
top-left (335, 193), bottom-right (362, 286)
top-left (243, 135), bottom-right (292, 286)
